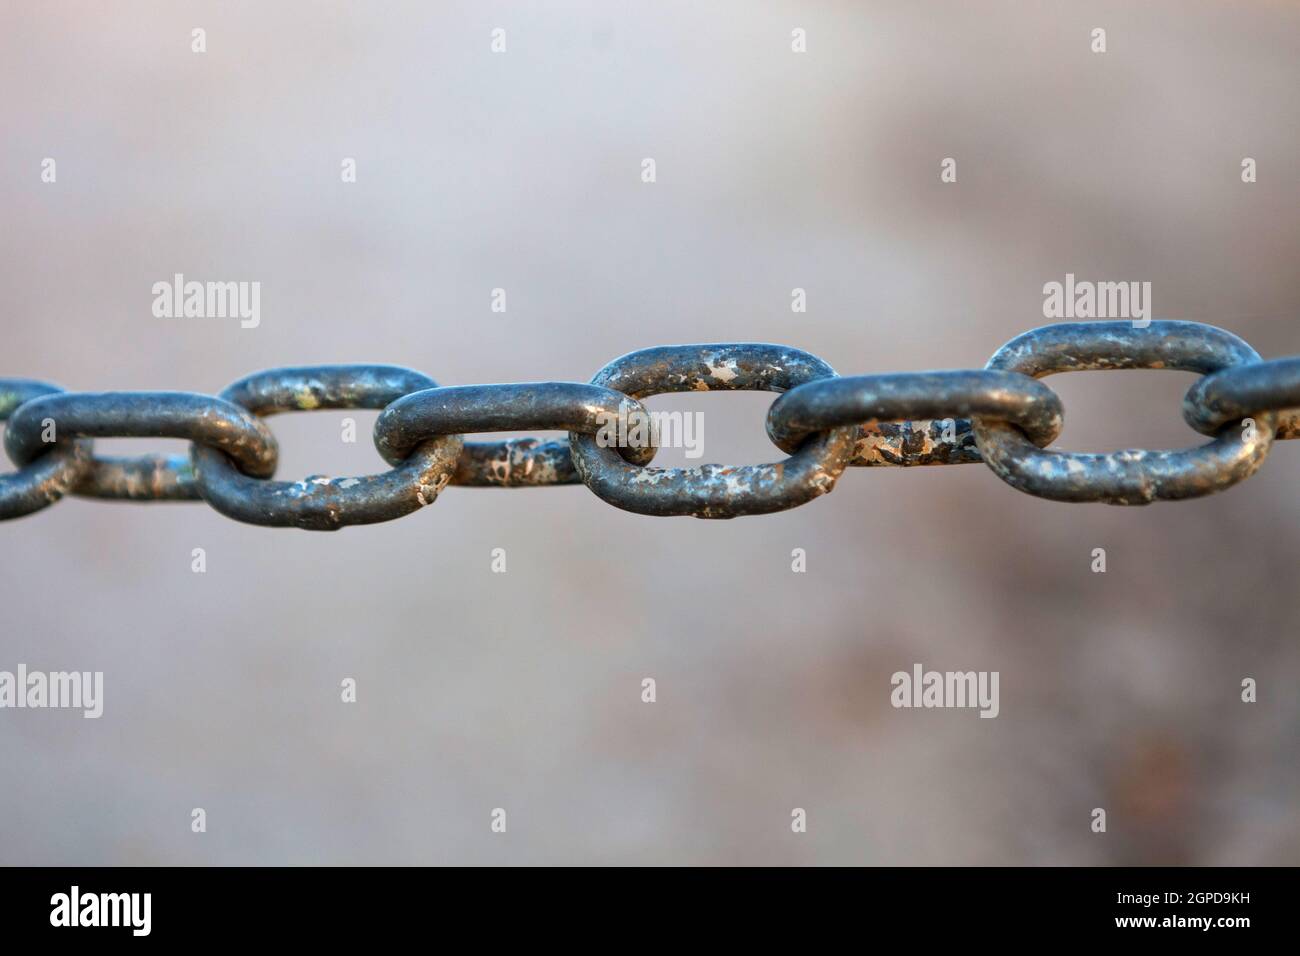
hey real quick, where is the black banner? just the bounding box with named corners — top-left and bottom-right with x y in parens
top-left (0, 866), bottom-right (1282, 941)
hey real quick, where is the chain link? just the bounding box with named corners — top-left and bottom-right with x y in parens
top-left (375, 381), bottom-right (658, 487)
top-left (570, 343), bottom-right (858, 518)
top-left (192, 365), bottom-right (459, 530)
top-left (2, 320), bottom-right (1298, 529)
top-left (0, 381), bottom-right (92, 520)
top-left (972, 321), bottom-right (1277, 504)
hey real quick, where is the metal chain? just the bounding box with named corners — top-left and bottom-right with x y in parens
top-left (3, 320), bottom-right (1298, 529)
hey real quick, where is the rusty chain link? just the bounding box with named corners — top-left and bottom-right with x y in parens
top-left (3, 320), bottom-right (1298, 529)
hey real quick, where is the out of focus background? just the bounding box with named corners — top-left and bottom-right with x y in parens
top-left (1, 1), bottom-right (1297, 865)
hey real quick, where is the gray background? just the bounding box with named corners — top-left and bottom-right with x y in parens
top-left (1, 1), bottom-right (1297, 864)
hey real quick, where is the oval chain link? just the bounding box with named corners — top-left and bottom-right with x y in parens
top-left (4, 392), bottom-right (278, 506)
top-left (767, 369), bottom-right (1065, 463)
top-left (0, 381), bottom-right (94, 519)
top-left (568, 344), bottom-right (858, 518)
top-left (374, 381), bottom-right (658, 487)
top-left (191, 366), bottom-right (460, 530)
top-left (1183, 356), bottom-right (1300, 440)
top-left (971, 321), bottom-right (1276, 504)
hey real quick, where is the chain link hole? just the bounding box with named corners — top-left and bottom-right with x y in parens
top-left (636, 392), bottom-right (778, 468)
top-left (1040, 370), bottom-right (1209, 451)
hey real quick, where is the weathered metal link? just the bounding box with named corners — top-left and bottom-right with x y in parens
top-left (0, 380), bottom-right (94, 519)
top-left (192, 365), bottom-right (460, 530)
top-left (5, 321), bottom-right (1299, 524)
top-left (75, 454), bottom-right (198, 500)
top-left (569, 344), bottom-right (857, 518)
top-left (1183, 357), bottom-right (1300, 440)
top-left (451, 439), bottom-right (579, 486)
top-left (972, 321), bottom-right (1276, 504)
top-left (766, 370), bottom-right (1065, 466)
top-left (5, 392), bottom-right (278, 511)
top-left (0, 380), bottom-right (60, 420)
top-left (373, 382), bottom-right (657, 487)
top-left (852, 420), bottom-right (983, 467)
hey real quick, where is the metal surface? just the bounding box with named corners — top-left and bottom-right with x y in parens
top-left (570, 344), bottom-right (858, 517)
top-left (767, 369), bottom-right (1064, 461)
top-left (0, 380), bottom-right (93, 519)
top-left (374, 382), bottom-right (658, 488)
top-left (2, 320), bottom-right (1298, 527)
top-left (5, 391), bottom-right (278, 511)
top-left (193, 365), bottom-right (461, 530)
top-left (1183, 356), bottom-right (1300, 440)
top-left (972, 322), bottom-right (1276, 504)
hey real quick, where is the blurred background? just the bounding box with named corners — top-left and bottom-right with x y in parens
top-left (1, 1), bottom-right (1297, 865)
